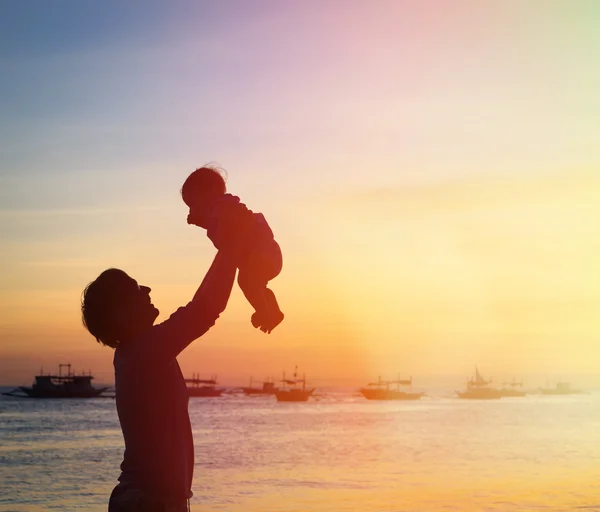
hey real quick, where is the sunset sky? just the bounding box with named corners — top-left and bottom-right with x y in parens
top-left (1, 1), bottom-right (599, 387)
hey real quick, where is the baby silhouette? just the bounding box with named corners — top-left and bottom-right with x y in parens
top-left (181, 165), bottom-right (284, 333)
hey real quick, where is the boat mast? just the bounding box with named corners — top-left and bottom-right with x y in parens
top-left (59, 363), bottom-right (72, 378)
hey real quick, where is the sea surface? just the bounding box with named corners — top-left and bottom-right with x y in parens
top-left (1, 386), bottom-right (599, 512)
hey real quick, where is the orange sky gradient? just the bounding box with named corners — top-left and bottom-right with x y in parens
top-left (2, 169), bottom-right (599, 387)
top-left (1, 2), bottom-right (599, 387)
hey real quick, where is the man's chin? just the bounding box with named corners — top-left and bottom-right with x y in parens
top-left (188, 218), bottom-right (207, 229)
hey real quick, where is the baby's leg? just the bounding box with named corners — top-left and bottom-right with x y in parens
top-left (260, 242), bottom-right (284, 332)
top-left (237, 266), bottom-right (269, 319)
top-left (238, 251), bottom-right (283, 333)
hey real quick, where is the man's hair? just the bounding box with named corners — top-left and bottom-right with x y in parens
top-left (181, 164), bottom-right (227, 203)
top-left (81, 268), bottom-right (130, 349)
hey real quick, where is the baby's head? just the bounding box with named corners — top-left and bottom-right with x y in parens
top-left (181, 165), bottom-right (227, 228)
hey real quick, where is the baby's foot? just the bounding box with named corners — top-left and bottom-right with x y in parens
top-left (251, 311), bottom-right (263, 329)
top-left (259, 310), bottom-right (284, 334)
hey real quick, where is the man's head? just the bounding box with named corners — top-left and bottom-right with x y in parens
top-left (181, 165), bottom-right (227, 228)
top-left (81, 268), bottom-right (159, 349)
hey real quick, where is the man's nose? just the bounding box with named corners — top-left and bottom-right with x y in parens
top-left (140, 285), bottom-right (151, 294)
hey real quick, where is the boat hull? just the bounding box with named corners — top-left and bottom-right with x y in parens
top-left (18, 386), bottom-right (109, 398)
top-left (457, 389), bottom-right (502, 399)
top-left (540, 389), bottom-right (583, 395)
top-left (498, 390), bottom-right (527, 397)
top-left (275, 389), bottom-right (314, 402)
top-left (187, 387), bottom-right (223, 397)
top-left (242, 388), bottom-right (277, 395)
top-left (360, 389), bottom-right (423, 400)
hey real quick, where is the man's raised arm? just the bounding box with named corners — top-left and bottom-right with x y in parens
top-left (140, 202), bottom-right (254, 364)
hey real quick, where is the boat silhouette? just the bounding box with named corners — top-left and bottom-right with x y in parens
top-left (185, 374), bottom-right (223, 397)
top-left (540, 381), bottom-right (584, 395)
top-left (498, 378), bottom-right (526, 397)
top-left (242, 377), bottom-right (278, 395)
top-left (3, 364), bottom-right (109, 398)
top-left (457, 367), bottom-right (502, 399)
top-left (359, 376), bottom-right (424, 400)
top-left (274, 367), bottom-right (314, 402)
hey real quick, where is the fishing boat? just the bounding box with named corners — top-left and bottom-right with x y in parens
top-left (540, 382), bottom-right (584, 395)
top-left (498, 378), bottom-right (527, 397)
top-left (242, 377), bottom-right (278, 395)
top-left (2, 364), bottom-right (109, 398)
top-left (274, 367), bottom-right (314, 402)
top-left (185, 374), bottom-right (223, 397)
top-left (457, 367), bottom-right (502, 399)
top-left (359, 376), bottom-right (424, 400)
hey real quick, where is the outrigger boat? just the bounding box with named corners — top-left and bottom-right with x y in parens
top-left (242, 377), bottom-right (278, 395)
top-left (2, 363), bottom-right (110, 398)
top-left (457, 367), bottom-right (502, 399)
top-left (274, 367), bottom-right (314, 402)
top-left (359, 376), bottom-right (424, 400)
top-left (185, 374), bottom-right (223, 397)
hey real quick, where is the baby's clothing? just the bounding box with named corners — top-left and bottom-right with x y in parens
top-left (205, 193), bottom-right (283, 332)
top-left (207, 194), bottom-right (282, 279)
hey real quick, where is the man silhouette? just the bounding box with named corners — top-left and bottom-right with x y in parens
top-left (81, 202), bottom-right (253, 511)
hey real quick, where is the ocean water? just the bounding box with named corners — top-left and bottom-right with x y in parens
top-left (1, 387), bottom-right (600, 512)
